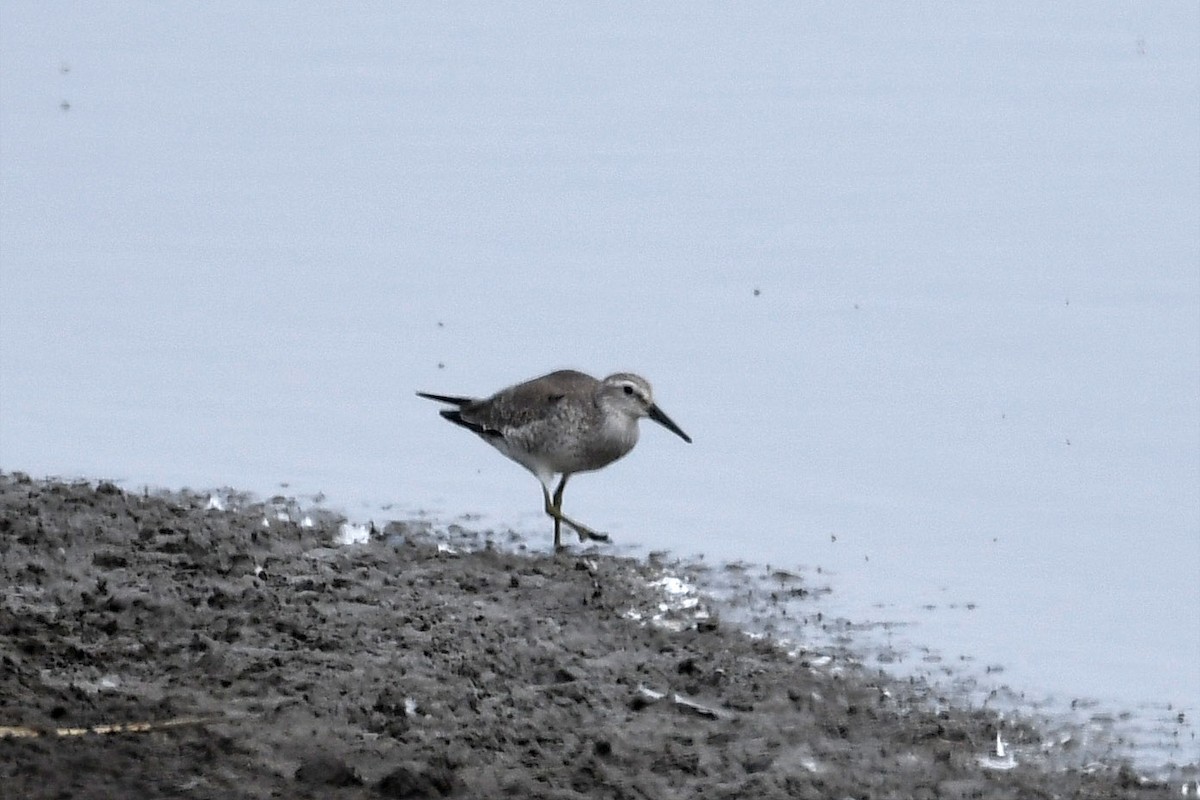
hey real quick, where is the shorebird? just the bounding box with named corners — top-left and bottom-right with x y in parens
top-left (417, 370), bottom-right (691, 550)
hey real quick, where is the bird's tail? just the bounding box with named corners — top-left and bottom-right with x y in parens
top-left (415, 391), bottom-right (472, 406)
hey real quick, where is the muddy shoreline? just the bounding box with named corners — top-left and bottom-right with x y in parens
top-left (0, 472), bottom-right (1184, 797)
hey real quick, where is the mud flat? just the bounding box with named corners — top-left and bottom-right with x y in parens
top-left (0, 472), bottom-right (1187, 798)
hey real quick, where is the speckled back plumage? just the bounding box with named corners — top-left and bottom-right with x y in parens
top-left (452, 370), bottom-right (640, 479)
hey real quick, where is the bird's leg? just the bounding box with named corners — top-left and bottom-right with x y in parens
top-left (541, 478), bottom-right (607, 550)
top-left (550, 475), bottom-right (610, 545)
top-left (541, 484), bottom-right (563, 551)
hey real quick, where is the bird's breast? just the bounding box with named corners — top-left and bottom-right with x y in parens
top-left (575, 415), bottom-right (639, 471)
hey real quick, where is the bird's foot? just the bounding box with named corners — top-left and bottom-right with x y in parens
top-left (577, 528), bottom-right (609, 543)
top-left (546, 510), bottom-right (610, 546)
top-left (565, 519), bottom-right (609, 544)
top-left (552, 530), bottom-right (608, 555)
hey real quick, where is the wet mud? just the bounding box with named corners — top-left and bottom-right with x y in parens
top-left (0, 472), bottom-right (1180, 797)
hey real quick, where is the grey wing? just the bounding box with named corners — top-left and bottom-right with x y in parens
top-left (460, 370), bottom-right (595, 433)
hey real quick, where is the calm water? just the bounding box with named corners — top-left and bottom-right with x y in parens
top-left (2, 3), bottom-right (1197, 768)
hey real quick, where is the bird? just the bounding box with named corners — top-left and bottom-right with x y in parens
top-left (417, 370), bottom-right (692, 550)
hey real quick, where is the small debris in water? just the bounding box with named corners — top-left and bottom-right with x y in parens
top-left (977, 731), bottom-right (1017, 770)
top-left (336, 522), bottom-right (371, 545)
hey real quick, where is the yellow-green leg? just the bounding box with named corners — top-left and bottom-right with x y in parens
top-left (542, 475), bottom-right (608, 551)
top-left (542, 484), bottom-right (563, 550)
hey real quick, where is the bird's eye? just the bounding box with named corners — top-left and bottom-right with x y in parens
top-left (623, 385), bottom-right (634, 396)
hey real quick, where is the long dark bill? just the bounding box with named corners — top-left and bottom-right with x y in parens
top-left (415, 391), bottom-right (472, 407)
top-left (648, 404), bottom-right (692, 443)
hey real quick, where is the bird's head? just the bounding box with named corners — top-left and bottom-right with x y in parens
top-left (600, 373), bottom-right (692, 443)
